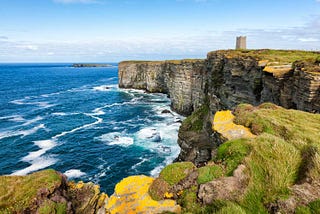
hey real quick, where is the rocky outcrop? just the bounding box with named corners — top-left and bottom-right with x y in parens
top-left (0, 169), bottom-right (106, 214)
top-left (119, 50), bottom-right (320, 163)
top-left (106, 175), bottom-right (181, 214)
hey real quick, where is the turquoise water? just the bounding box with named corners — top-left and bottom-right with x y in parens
top-left (0, 63), bottom-right (182, 194)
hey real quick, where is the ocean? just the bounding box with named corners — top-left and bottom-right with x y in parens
top-left (0, 63), bottom-right (183, 194)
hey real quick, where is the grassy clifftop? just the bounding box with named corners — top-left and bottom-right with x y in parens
top-left (208, 49), bottom-right (320, 64)
top-left (149, 103), bottom-right (320, 213)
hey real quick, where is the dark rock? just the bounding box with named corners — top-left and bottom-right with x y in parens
top-left (161, 109), bottom-right (172, 114)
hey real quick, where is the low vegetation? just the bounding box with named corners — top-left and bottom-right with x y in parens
top-left (209, 49), bottom-right (320, 65)
top-left (150, 102), bottom-right (320, 213)
top-left (0, 169), bottom-right (64, 213)
top-left (180, 105), bottom-right (210, 132)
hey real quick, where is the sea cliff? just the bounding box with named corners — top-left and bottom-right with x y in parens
top-left (119, 49), bottom-right (320, 164)
top-left (1, 49), bottom-right (319, 214)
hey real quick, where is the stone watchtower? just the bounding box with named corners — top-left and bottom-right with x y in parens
top-left (236, 36), bottom-right (247, 49)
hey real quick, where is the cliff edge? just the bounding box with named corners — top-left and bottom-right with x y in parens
top-left (119, 49), bottom-right (320, 164)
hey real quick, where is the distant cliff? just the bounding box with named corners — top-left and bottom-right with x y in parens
top-left (119, 49), bottom-right (320, 164)
top-left (119, 59), bottom-right (206, 116)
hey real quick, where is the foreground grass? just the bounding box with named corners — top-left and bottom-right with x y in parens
top-left (0, 169), bottom-right (63, 213)
top-left (153, 103), bottom-right (320, 213)
top-left (232, 103), bottom-right (320, 213)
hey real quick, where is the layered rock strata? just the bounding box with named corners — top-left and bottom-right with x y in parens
top-left (119, 50), bottom-right (320, 163)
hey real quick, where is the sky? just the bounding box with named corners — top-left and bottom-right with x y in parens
top-left (0, 0), bottom-right (320, 62)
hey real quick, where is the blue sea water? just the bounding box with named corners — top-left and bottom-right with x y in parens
top-left (0, 63), bottom-right (182, 194)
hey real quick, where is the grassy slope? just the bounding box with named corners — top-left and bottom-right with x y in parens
top-left (158, 103), bottom-right (320, 213)
top-left (227, 103), bottom-right (320, 213)
top-left (0, 169), bottom-right (63, 213)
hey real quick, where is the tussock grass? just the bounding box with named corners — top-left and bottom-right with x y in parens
top-left (160, 162), bottom-right (195, 186)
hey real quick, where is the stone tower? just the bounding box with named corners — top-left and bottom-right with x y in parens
top-left (236, 36), bottom-right (247, 49)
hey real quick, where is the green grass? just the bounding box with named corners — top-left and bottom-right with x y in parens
top-left (156, 102), bottom-right (320, 213)
top-left (296, 200), bottom-right (320, 214)
top-left (230, 103), bottom-right (320, 213)
top-left (208, 49), bottom-right (320, 65)
top-left (181, 105), bottom-right (210, 132)
top-left (120, 59), bottom-right (204, 65)
top-left (216, 138), bottom-right (251, 176)
top-left (241, 134), bottom-right (301, 213)
top-left (159, 162), bottom-right (195, 186)
top-left (38, 201), bottom-right (67, 214)
top-left (197, 165), bottom-right (224, 184)
top-left (0, 169), bottom-right (62, 213)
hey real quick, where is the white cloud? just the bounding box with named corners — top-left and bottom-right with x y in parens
top-left (53, 0), bottom-right (99, 4)
top-left (17, 45), bottom-right (39, 51)
top-left (298, 38), bottom-right (319, 42)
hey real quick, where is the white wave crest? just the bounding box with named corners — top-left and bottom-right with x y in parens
top-left (137, 128), bottom-right (161, 142)
top-left (11, 156), bottom-right (57, 176)
top-left (64, 169), bottom-right (86, 179)
top-left (93, 84), bottom-right (117, 91)
top-left (22, 140), bottom-right (56, 162)
top-left (0, 124), bottom-right (45, 140)
top-left (54, 115), bottom-right (102, 138)
top-left (97, 132), bottom-right (134, 147)
top-left (22, 116), bottom-right (43, 126)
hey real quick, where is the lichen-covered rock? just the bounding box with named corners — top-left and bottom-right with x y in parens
top-left (105, 175), bottom-right (181, 214)
top-left (68, 181), bottom-right (106, 214)
top-left (212, 110), bottom-right (255, 140)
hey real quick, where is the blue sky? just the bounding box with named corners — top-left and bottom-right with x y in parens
top-left (0, 0), bottom-right (320, 62)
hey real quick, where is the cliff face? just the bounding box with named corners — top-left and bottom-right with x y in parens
top-left (119, 50), bottom-right (320, 163)
top-left (119, 60), bottom-right (206, 115)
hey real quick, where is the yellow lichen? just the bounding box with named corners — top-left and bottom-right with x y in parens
top-left (258, 60), bottom-right (269, 67)
top-left (263, 65), bottom-right (292, 77)
top-left (213, 110), bottom-right (255, 140)
top-left (97, 193), bottom-right (108, 208)
top-left (76, 181), bottom-right (84, 189)
top-left (106, 175), bottom-right (181, 214)
top-left (164, 192), bottom-right (174, 199)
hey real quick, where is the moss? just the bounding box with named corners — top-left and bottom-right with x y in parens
top-left (178, 186), bottom-right (202, 213)
top-left (38, 201), bottom-right (67, 214)
top-left (216, 138), bottom-right (251, 175)
top-left (197, 165), bottom-right (224, 184)
top-left (181, 105), bottom-right (209, 132)
top-left (216, 202), bottom-right (246, 214)
top-left (160, 162), bottom-right (195, 186)
top-left (0, 169), bottom-right (62, 213)
top-left (148, 177), bottom-right (170, 201)
top-left (296, 200), bottom-right (320, 214)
